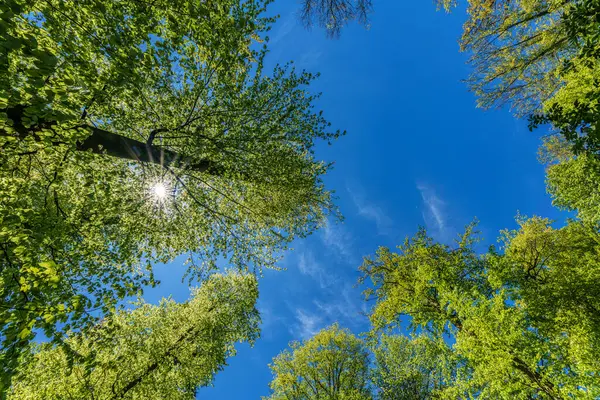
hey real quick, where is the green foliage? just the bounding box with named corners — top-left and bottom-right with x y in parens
top-left (0, 0), bottom-right (341, 387)
top-left (360, 218), bottom-right (600, 399)
top-left (371, 334), bottom-right (459, 400)
top-left (546, 152), bottom-right (600, 223)
top-left (265, 324), bottom-right (372, 400)
top-left (459, 0), bottom-right (573, 114)
top-left (272, 1), bottom-right (600, 399)
top-left (529, 59), bottom-right (600, 153)
top-left (359, 222), bottom-right (489, 335)
top-left (8, 272), bottom-right (260, 399)
top-left (529, 0), bottom-right (600, 153)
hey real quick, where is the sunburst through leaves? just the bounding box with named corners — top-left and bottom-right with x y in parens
top-left (147, 176), bottom-right (176, 211)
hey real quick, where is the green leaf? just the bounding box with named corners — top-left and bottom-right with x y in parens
top-left (18, 328), bottom-right (30, 340)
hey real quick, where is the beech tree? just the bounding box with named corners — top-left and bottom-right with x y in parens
top-left (529, 0), bottom-right (600, 153)
top-left (461, 0), bottom-right (600, 154)
top-left (546, 152), bottom-right (600, 224)
top-left (457, 0), bottom-right (576, 114)
top-left (265, 324), bottom-right (372, 400)
top-left (8, 272), bottom-right (260, 400)
top-left (0, 0), bottom-right (341, 388)
top-left (540, 130), bottom-right (600, 231)
top-left (371, 334), bottom-right (458, 400)
top-left (360, 218), bottom-right (600, 399)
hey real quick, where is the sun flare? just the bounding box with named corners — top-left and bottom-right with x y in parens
top-left (153, 182), bottom-right (168, 199)
top-left (147, 178), bottom-right (174, 209)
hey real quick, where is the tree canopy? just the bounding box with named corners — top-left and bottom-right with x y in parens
top-left (3, 0), bottom-right (600, 398)
top-left (458, 0), bottom-right (573, 114)
top-left (265, 324), bottom-right (372, 400)
top-left (371, 334), bottom-right (458, 400)
top-left (9, 272), bottom-right (260, 400)
top-left (460, 0), bottom-right (600, 155)
top-left (359, 215), bottom-right (600, 399)
top-left (529, 0), bottom-right (600, 153)
top-left (0, 0), bottom-right (342, 388)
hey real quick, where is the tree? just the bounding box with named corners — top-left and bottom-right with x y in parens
top-left (457, 0), bottom-right (577, 114)
top-left (461, 0), bottom-right (600, 154)
top-left (360, 219), bottom-right (600, 399)
top-left (265, 324), bottom-right (372, 400)
top-left (371, 334), bottom-right (459, 400)
top-left (299, 0), bottom-right (374, 38)
top-left (0, 0), bottom-right (341, 388)
top-left (529, 0), bottom-right (600, 153)
top-left (546, 152), bottom-right (600, 224)
top-left (8, 272), bottom-right (260, 399)
top-left (536, 132), bottom-right (600, 225)
top-left (540, 127), bottom-right (600, 228)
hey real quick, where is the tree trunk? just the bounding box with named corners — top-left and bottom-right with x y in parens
top-left (2, 105), bottom-right (216, 174)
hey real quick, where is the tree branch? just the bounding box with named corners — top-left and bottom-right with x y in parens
top-left (2, 105), bottom-right (218, 174)
top-left (77, 126), bottom-right (212, 172)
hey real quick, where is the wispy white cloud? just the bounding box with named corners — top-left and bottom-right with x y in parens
top-left (417, 183), bottom-right (445, 230)
top-left (291, 286), bottom-right (367, 340)
top-left (285, 248), bottom-right (368, 339)
top-left (257, 301), bottom-right (284, 340)
top-left (292, 308), bottom-right (324, 339)
top-left (417, 183), bottom-right (455, 242)
top-left (269, 14), bottom-right (296, 46)
top-left (347, 184), bottom-right (394, 235)
top-left (297, 249), bottom-right (335, 289)
top-left (313, 284), bottom-right (367, 328)
top-left (321, 219), bottom-right (355, 264)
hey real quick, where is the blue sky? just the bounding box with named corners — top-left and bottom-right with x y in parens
top-left (144, 1), bottom-right (564, 398)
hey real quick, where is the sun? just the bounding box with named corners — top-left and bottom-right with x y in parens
top-left (147, 178), bottom-right (174, 208)
top-left (153, 182), bottom-right (168, 199)
top-left (144, 171), bottom-right (177, 212)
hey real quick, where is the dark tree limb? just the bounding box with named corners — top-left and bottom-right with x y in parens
top-left (2, 105), bottom-right (217, 174)
top-left (300, 0), bottom-right (373, 38)
top-left (77, 126), bottom-right (213, 172)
